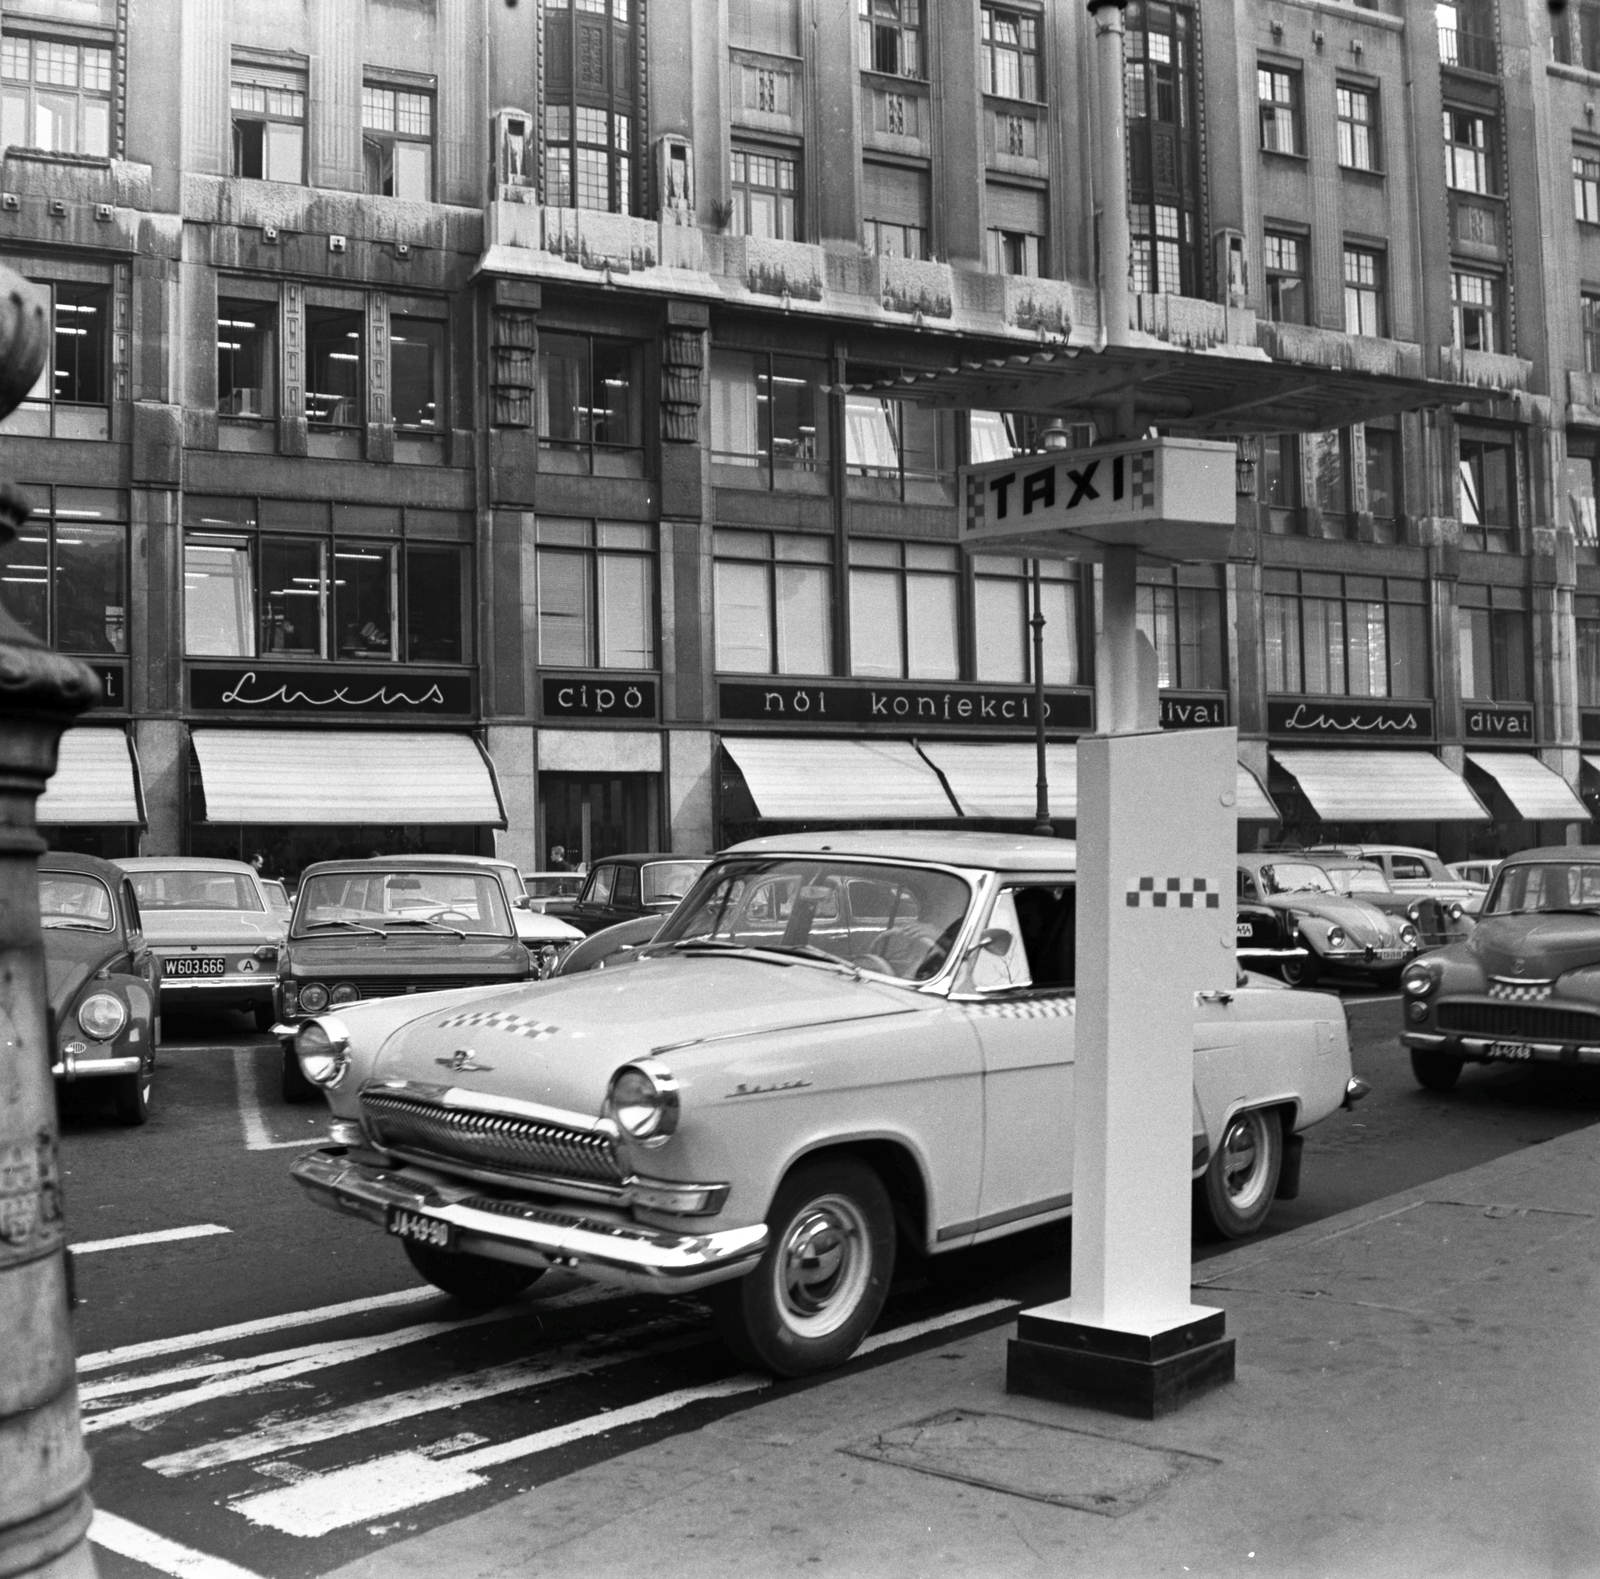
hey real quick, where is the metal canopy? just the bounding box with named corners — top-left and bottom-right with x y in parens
top-left (36, 729), bottom-right (144, 826)
top-left (1272, 748), bottom-right (1490, 823)
top-left (835, 342), bottom-right (1483, 435)
top-left (1466, 752), bottom-right (1590, 823)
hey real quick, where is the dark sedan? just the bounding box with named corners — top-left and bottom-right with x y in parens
top-left (565, 854), bottom-right (710, 936)
top-left (39, 852), bottom-right (160, 1125)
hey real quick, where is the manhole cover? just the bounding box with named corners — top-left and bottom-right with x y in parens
top-left (843, 1408), bottom-right (1219, 1517)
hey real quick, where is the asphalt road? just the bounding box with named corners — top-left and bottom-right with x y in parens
top-left (64, 990), bottom-right (1600, 1579)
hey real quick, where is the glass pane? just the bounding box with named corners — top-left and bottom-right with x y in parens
top-left (306, 308), bottom-right (363, 427)
top-left (845, 396), bottom-right (900, 474)
top-left (264, 120), bottom-right (303, 182)
top-left (1388, 602), bottom-right (1428, 699)
top-left (850, 568), bottom-right (903, 677)
top-left (768, 358), bottom-right (823, 471)
top-left (82, 97), bottom-right (109, 157)
top-left (710, 350), bottom-right (761, 463)
top-left (1302, 599), bottom-right (1345, 694)
top-left (537, 549), bottom-right (594, 666)
top-left (333, 543), bottom-right (396, 658)
top-left (1346, 601), bottom-right (1386, 697)
top-left (405, 545), bottom-right (463, 663)
top-left (259, 537), bottom-right (325, 655)
top-left (393, 139), bottom-right (432, 201)
top-left (775, 563), bottom-right (831, 673)
top-left (906, 572), bottom-right (959, 680)
top-left (1264, 594), bottom-right (1301, 692)
top-left (599, 551), bottom-right (653, 668)
top-left (54, 521), bottom-right (126, 654)
top-left (540, 332), bottom-right (589, 443)
top-left (1307, 429), bottom-right (1347, 517)
top-left (974, 576), bottom-right (1027, 683)
top-left (1039, 576), bottom-right (1078, 684)
top-left (34, 91), bottom-right (74, 152)
top-left (184, 534), bottom-right (255, 657)
top-left (714, 559), bottom-right (771, 672)
top-left (1495, 610), bottom-right (1528, 700)
top-left (0, 514), bottom-right (48, 641)
top-left (969, 409), bottom-right (1015, 463)
top-left (1177, 585), bottom-right (1224, 690)
top-left (1365, 427), bottom-right (1397, 517)
top-left (597, 522), bottom-right (651, 551)
top-left (391, 317), bottom-right (443, 429)
top-left (591, 340), bottom-right (639, 448)
top-left (1, 89), bottom-right (26, 151)
top-left (1137, 583), bottom-right (1176, 688)
top-left (54, 284), bottom-right (105, 404)
top-left (1457, 607), bottom-right (1491, 700)
top-left (217, 299), bottom-right (275, 417)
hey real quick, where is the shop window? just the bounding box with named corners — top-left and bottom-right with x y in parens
top-left (848, 540), bottom-right (960, 680)
top-left (1452, 269), bottom-right (1502, 355)
top-left (709, 349), bottom-right (829, 489)
top-left (1263, 231), bottom-right (1307, 324)
top-left (1136, 566), bottom-right (1224, 690)
top-left (537, 332), bottom-right (643, 476)
top-left (0, 34), bottom-right (112, 157)
top-left (391, 316), bottom-right (445, 434)
top-left (1262, 569), bottom-right (1429, 699)
top-left (0, 487), bottom-right (126, 656)
top-left (406, 544), bottom-right (465, 663)
top-left (712, 529), bottom-right (833, 676)
top-left (1343, 246), bottom-right (1386, 337)
top-left (217, 298), bottom-right (275, 420)
top-left (362, 81), bottom-right (434, 202)
top-left (844, 396), bottom-right (952, 504)
top-left (1577, 149), bottom-right (1600, 225)
top-left (1260, 432), bottom-right (1301, 532)
top-left (1443, 107), bottom-right (1495, 194)
top-left (863, 161), bottom-right (929, 260)
top-left (1577, 595), bottom-right (1600, 707)
top-left (306, 308), bottom-right (364, 430)
top-left (1458, 430), bottom-right (1517, 551)
top-left (981, 5), bottom-right (1042, 102)
top-left (0, 280), bottom-right (110, 441)
top-left (231, 58), bottom-right (306, 183)
top-left (972, 555), bottom-right (1079, 685)
top-left (1457, 585), bottom-right (1528, 702)
top-left (729, 145), bottom-right (798, 240)
top-left (535, 518), bottom-right (656, 670)
top-left (861, 0), bottom-right (922, 77)
top-left (1336, 83), bottom-right (1378, 171)
top-left (730, 0), bottom-right (798, 53)
top-left (1258, 65), bottom-right (1302, 156)
top-left (543, 0), bottom-right (638, 215)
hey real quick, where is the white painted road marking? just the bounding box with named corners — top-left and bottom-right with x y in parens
top-left (233, 1047), bottom-right (322, 1150)
top-left (73, 1224), bottom-right (232, 1255)
top-left (854, 1298), bottom-right (1018, 1356)
top-left (90, 1510), bottom-right (266, 1579)
top-left (76, 1285), bottom-right (441, 1374)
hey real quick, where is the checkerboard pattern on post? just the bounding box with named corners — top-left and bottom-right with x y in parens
top-left (434, 1009), bottom-right (559, 1039)
top-left (1125, 876), bottom-right (1220, 910)
top-left (964, 470), bottom-right (986, 531)
top-left (1130, 449), bottom-right (1156, 508)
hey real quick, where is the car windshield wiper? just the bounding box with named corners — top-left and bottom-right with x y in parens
top-left (385, 916), bottom-right (467, 938)
top-left (663, 937), bottom-right (860, 975)
top-left (42, 919), bottom-right (109, 931)
top-left (302, 918), bottom-right (388, 937)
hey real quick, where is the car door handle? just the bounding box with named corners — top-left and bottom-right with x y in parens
top-left (1195, 989), bottom-right (1234, 1005)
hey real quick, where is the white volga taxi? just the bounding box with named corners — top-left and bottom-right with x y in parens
top-left (290, 832), bottom-right (1355, 1377)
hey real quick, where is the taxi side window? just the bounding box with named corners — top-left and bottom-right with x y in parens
top-left (1010, 884), bottom-right (1075, 990)
top-left (968, 890), bottom-right (1033, 991)
top-left (584, 866), bottom-right (615, 907)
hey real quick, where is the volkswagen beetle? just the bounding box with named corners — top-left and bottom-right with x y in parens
top-left (289, 832), bottom-right (1356, 1378)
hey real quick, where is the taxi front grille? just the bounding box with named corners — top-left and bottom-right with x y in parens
top-left (360, 1091), bottom-right (622, 1183)
top-left (1437, 1001), bottom-right (1600, 1044)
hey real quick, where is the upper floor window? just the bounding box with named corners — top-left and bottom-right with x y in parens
top-left (1457, 585), bottom-right (1528, 702)
top-left (543, 0), bottom-right (638, 215)
top-left (1577, 149), bottom-right (1600, 224)
top-left (1452, 268), bottom-right (1502, 354)
top-left (730, 0), bottom-right (798, 54)
top-left (988, 181), bottom-right (1046, 277)
top-left (863, 161), bottom-right (929, 259)
top-left (849, 540), bottom-right (959, 680)
top-left (362, 82), bottom-right (433, 201)
top-left (1458, 429), bottom-right (1517, 550)
top-left (710, 349), bottom-right (828, 490)
top-left (1364, 421), bottom-right (1401, 539)
top-left (713, 529), bottom-right (833, 675)
top-left (1336, 83), bottom-right (1377, 170)
top-left (305, 308), bottom-right (363, 430)
top-left (1262, 569), bottom-right (1429, 699)
top-left (981, 6), bottom-right (1042, 102)
top-left (1130, 202), bottom-right (1184, 294)
top-left (1558, 2), bottom-right (1600, 71)
top-left (972, 556), bottom-right (1080, 684)
top-left (729, 145), bottom-right (798, 240)
top-left (391, 316), bottom-right (445, 435)
top-left (544, 104), bottom-right (633, 213)
top-left (1136, 566), bottom-right (1225, 691)
top-left (217, 298), bottom-right (275, 420)
top-left (1583, 292), bottom-right (1600, 373)
top-left (1343, 246), bottom-right (1386, 337)
top-left (1577, 594), bottom-right (1600, 705)
top-left (0, 35), bottom-right (111, 157)
top-left (231, 59), bottom-right (305, 183)
top-left (535, 518), bottom-right (655, 670)
top-left (1443, 108), bottom-right (1495, 194)
top-left (1436, 0), bottom-right (1497, 71)
top-left (1, 280), bottom-right (110, 440)
top-left (1258, 66), bottom-right (1302, 155)
top-left (845, 396), bottom-right (953, 505)
top-left (538, 332), bottom-right (643, 476)
top-left (0, 486), bottom-right (126, 656)
top-left (860, 0), bottom-right (922, 77)
top-left (1263, 230), bottom-right (1307, 323)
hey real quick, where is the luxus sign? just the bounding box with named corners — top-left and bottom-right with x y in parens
top-left (960, 435), bottom-right (1237, 561)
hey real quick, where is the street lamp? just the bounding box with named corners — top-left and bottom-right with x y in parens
top-left (1031, 420), bottom-right (1072, 837)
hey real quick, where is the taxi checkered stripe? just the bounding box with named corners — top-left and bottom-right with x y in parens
top-left (1125, 876), bottom-right (1220, 910)
top-left (434, 1010), bottom-right (559, 1039)
top-left (968, 997), bottom-right (1076, 1019)
top-left (1130, 449), bottom-right (1157, 508)
top-left (1488, 980), bottom-right (1553, 1002)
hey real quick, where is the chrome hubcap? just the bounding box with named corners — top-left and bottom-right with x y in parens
top-left (1220, 1111), bottom-right (1271, 1212)
top-left (776, 1194), bottom-right (870, 1338)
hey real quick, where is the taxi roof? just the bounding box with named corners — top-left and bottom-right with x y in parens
top-left (724, 829), bottom-right (1078, 873)
top-left (1501, 845), bottom-right (1600, 866)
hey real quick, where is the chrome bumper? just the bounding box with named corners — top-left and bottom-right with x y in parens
top-left (52, 1051), bottom-right (141, 1080)
top-left (1402, 1031), bottom-right (1600, 1064)
top-left (291, 1147), bottom-right (768, 1295)
top-left (1238, 946), bottom-right (1308, 961)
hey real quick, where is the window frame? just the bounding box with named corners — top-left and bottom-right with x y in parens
top-left (712, 528), bottom-right (836, 677)
top-left (361, 78), bottom-right (436, 202)
top-left (0, 486), bottom-right (128, 657)
top-left (1443, 106), bottom-right (1496, 195)
top-left (1452, 267), bottom-right (1503, 355)
top-left (729, 142), bottom-right (800, 242)
top-left (541, 0), bottom-right (639, 216)
top-left (1135, 566), bottom-right (1226, 691)
top-left (216, 297), bottom-right (277, 423)
top-left (536, 330), bottom-right (645, 475)
top-left (1577, 146), bottom-right (1600, 226)
top-left (1261, 569), bottom-right (1431, 700)
top-left (1263, 229), bottom-right (1308, 324)
top-left (1456, 585), bottom-right (1529, 703)
top-left (846, 538), bottom-right (962, 681)
top-left (229, 57), bottom-right (307, 184)
top-left (0, 32), bottom-right (114, 159)
top-left (0, 277), bottom-right (112, 440)
top-left (1336, 81), bottom-right (1379, 172)
top-left (1583, 291), bottom-right (1600, 374)
top-left (709, 347), bottom-right (830, 491)
top-left (534, 517), bottom-right (658, 672)
top-left (1257, 63), bottom-right (1303, 157)
top-left (859, 0), bottom-right (923, 79)
top-left (980, 4), bottom-right (1044, 104)
top-left (1456, 428), bottom-right (1519, 552)
top-left (1343, 244), bottom-right (1387, 337)
top-left (970, 554), bottom-right (1082, 686)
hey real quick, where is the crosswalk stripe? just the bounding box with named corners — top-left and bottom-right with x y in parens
top-left (72, 1224), bottom-right (232, 1255)
top-left (90, 1510), bottom-right (266, 1579)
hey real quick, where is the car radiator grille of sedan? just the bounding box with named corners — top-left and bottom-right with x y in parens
top-left (1437, 1001), bottom-right (1600, 1043)
top-left (360, 1091), bottom-right (623, 1182)
top-left (346, 977), bottom-right (513, 1000)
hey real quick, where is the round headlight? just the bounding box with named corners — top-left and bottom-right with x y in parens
top-left (329, 983), bottom-right (359, 1006)
top-left (1449, 902), bottom-right (1464, 921)
top-left (77, 992), bottom-right (127, 1042)
top-left (299, 981), bottom-right (330, 1013)
top-left (1400, 923), bottom-right (1419, 946)
top-left (1327, 926), bottom-right (1347, 949)
top-left (606, 1059), bottom-right (680, 1146)
top-left (536, 945), bottom-right (559, 980)
top-left (1403, 966), bottom-right (1437, 996)
top-left (294, 1016), bottom-right (351, 1088)
top-left (1406, 903), bottom-right (1421, 921)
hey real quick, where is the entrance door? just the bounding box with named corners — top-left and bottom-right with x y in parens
top-left (538, 772), bottom-right (659, 869)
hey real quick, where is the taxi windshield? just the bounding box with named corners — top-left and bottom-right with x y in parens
top-left (38, 873), bottom-right (115, 930)
top-left (1260, 862), bottom-right (1337, 896)
top-left (293, 870), bottom-right (513, 936)
top-left (1485, 862), bottom-right (1600, 915)
top-left (654, 857), bottom-right (976, 982)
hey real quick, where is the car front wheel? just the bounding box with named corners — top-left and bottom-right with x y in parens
top-left (1194, 1108), bottom-right (1283, 1240)
top-left (1280, 954), bottom-right (1320, 989)
top-left (712, 1157), bottom-right (895, 1378)
top-left (1411, 1048), bottom-right (1464, 1092)
top-left (401, 1239), bottom-right (545, 1308)
top-left (112, 1063), bottom-right (152, 1127)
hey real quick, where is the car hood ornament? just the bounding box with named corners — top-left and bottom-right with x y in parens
top-left (437, 1048), bottom-right (491, 1073)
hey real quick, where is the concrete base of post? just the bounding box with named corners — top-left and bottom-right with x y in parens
top-left (1006, 1303), bottom-right (1235, 1420)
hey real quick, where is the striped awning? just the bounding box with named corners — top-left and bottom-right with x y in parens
top-left (191, 730), bottom-right (506, 826)
top-left (918, 741), bottom-right (1080, 819)
top-left (1235, 761), bottom-right (1280, 821)
top-left (1272, 749), bottom-right (1489, 823)
top-left (1467, 752), bottom-right (1590, 823)
top-left (721, 737), bottom-right (956, 819)
top-left (36, 729), bottom-right (144, 825)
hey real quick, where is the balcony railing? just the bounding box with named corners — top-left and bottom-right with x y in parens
top-left (1438, 25), bottom-right (1498, 72)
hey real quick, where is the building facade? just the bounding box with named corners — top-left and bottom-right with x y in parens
top-left (4, 0), bottom-right (1598, 874)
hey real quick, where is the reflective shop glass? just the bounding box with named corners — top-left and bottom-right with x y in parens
top-left (709, 351), bottom-right (828, 480)
top-left (183, 532), bottom-right (255, 657)
top-left (1262, 570), bottom-right (1428, 698)
top-left (0, 489), bottom-right (126, 655)
top-left (333, 543), bottom-right (397, 659)
top-left (848, 540), bottom-right (959, 680)
top-left (971, 556), bottom-right (1078, 685)
top-left (1136, 569), bottom-right (1224, 690)
top-left (306, 308), bottom-right (363, 427)
top-left (261, 537), bottom-right (327, 656)
top-left (391, 317), bottom-right (444, 430)
top-left (535, 519), bottom-right (655, 669)
top-left (406, 545), bottom-right (464, 662)
top-left (713, 530), bottom-right (832, 675)
top-left (217, 299), bottom-right (275, 418)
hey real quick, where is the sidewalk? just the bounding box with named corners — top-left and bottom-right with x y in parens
top-left (325, 1125), bottom-right (1600, 1579)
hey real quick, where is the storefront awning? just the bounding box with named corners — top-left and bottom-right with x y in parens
top-left (917, 741), bottom-right (1079, 819)
top-left (721, 737), bottom-right (957, 819)
top-left (1272, 749), bottom-right (1490, 823)
top-left (1235, 761), bottom-right (1280, 822)
top-left (191, 730), bottom-right (506, 826)
top-left (1467, 752), bottom-right (1590, 823)
top-left (36, 729), bottom-right (144, 826)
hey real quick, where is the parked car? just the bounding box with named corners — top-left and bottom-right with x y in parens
top-left (1401, 845), bottom-right (1600, 1091)
top-left (290, 830), bottom-right (1357, 1379)
top-left (1238, 853), bottom-right (1421, 987)
top-left (1234, 885), bottom-right (1308, 973)
top-left (261, 878), bottom-right (293, 919)
top-left (521, 872), bottom-right (586, 916)
top-left (555, 913), bottom-right (664, 975)
top-left (565, 854), bottom-right (712, 936)
top-left (117, 857), bottom-right (285, 1030)
top-left (1310, 844), bottom-right (1486, 916)
top-left (273, 856), bottom-right (541, 1101)
top-left (1449, 859), bottom-right (1504, 888)
top-left (1310, 855), bottom-right (1472, 949)
top-left (40, 853), bottom-right (160, 1125)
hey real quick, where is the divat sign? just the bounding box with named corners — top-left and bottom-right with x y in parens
top-left (719, 680), bottom-right (1094, 731)
top-left (1464, 704), bottom-right (1533, 739)
top-left (1160, 694), bottom-right (1228, 729)
top-left (542, 678), bottom-right (657, 719)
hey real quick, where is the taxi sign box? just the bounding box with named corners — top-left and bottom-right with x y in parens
top-left (960, 436), bottom-right (1238, 562)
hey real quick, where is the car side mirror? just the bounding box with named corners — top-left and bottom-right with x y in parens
top-left (972, 927), bottom-right (1013, 957)
top-left (512, 895), bottom-right (532, 910)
